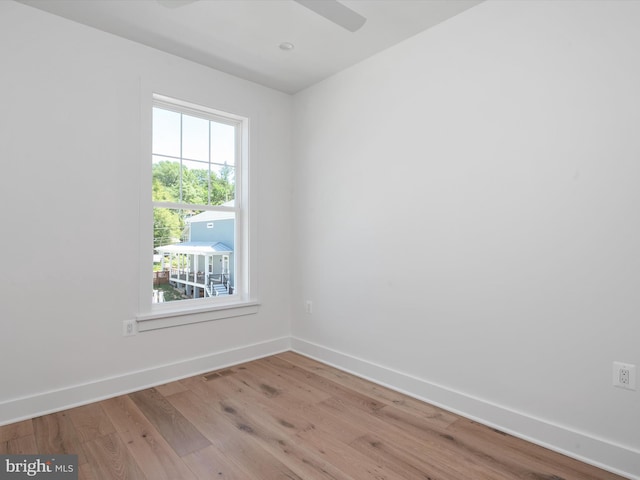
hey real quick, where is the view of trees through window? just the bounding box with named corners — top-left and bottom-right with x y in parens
top-left (152, 160), bottom-right (234, 247)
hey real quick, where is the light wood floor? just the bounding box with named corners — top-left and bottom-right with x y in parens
top-left (0, 352), bottom-right (628, 479)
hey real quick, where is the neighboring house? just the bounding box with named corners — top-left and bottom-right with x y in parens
top-left (155, 203), bottom-right (234, 299)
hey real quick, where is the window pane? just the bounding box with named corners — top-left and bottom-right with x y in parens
top-left (210, 121), bottom-right (236, 166)
top-left (153, 108), bottom-right (180, 157)
top-left (210, 163), bottom-right (235, 205)
top-left (182, 159), bottom-right (210, 205)
top-left (153, 207), bottom-right (187, 249)
top-left (182, 114), bottom-right (209, 161)
top-left (153, 207), bottom-right (236, 303)
top-left (152, 156), bottom-right (181, 202)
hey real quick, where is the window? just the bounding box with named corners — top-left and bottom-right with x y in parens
top-left (138, 94), bottom-right (257, 330)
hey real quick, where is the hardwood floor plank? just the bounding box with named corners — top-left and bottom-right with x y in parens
top-left (388, 413), bottom-right (513, 479)
top-left (262, 355), bottom-right (387, 413)
top-left (154, 381), bottom-right (188, 397)
top-left (82, 432), bottom-right (146, 480)
top-left (129, 387), bottom-right (210, 457)
top-left (446, 418), bottom-right (628, 480)
top-left (198, 363), bottom-right (365, 446)
top-left (212, 360), bottom-right (333, 407)
top-left (5, 435), bottom-right (38, 455)
top-left (286, 424), bottom-right (408, 480)
top-left (318, 396), bottom-right (519, 480)
top-left (230, 358), bottom-right (386, 427)
top-left (349, 433), bottom-right (456, 480)
top-left (278, 351), bottom-right (460, 429)
top-left (0, 419), bottom-right (34, 442)
top-left (182, 445), bottom-right (251, 480)
top-left (100, 395), bottom-right (197, 480)
top-left (33, 411), bottom-right (88, 465)
top-left (67, 403), bottom-right (115, 443)
top-left (167, 389), bottom-right (306, 479)
top-left (223, 372), bottom-right (367, 445)
top-left (182, 371), bottom-right (319, 439)
top-left (247, 359), bottom-right (334, 402)
top-left (78, 463), bottom-right (98, 480)
top-left (185, 377), bottom-right (356, 480)
top-left (183, 365), bottom-right (367, 470)
top-left (193, 372), bottom-right (417, 480)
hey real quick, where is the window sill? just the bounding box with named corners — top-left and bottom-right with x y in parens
top-left (136, 300), bottom-right (259, 331)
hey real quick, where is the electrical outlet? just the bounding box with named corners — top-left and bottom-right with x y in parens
top-left (613, 362), bottom-right (636, 391)
top-left (123, 319), bottom-right (137, 337)
top-left (305, 300), bottom-right (313, 314)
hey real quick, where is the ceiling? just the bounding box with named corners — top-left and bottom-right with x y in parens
top-left (18, 0), bottom-right (483, 94)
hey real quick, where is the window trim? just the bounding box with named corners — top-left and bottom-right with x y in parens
top-left (137, 302), bottom-right (259, 332)
top-left (137, 90), bottom-right (258, 331)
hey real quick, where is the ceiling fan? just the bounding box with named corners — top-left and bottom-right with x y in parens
top-left (157, 0), bottom-right (367, 33)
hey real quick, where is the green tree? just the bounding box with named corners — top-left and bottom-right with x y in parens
top-left (152, 177), bottom-right (175, 202)
top-left (212, 163), bottom-right (235, 204)
top-left (153, 207), bottom-right (183, 248)
top-left (182, 167), bottom-right (208, 205)
top-left (152, 161), bottom-right (180, 201)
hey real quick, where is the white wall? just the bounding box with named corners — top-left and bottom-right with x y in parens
top-left (0, 1), bottom-right (291, 419)
top-left (292, 1), bottom-right (640, 477)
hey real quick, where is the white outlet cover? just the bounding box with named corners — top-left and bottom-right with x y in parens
top-left (123, 319), bottom-right (137, 337)
top-left (613, 362), bottom-right (636, 391)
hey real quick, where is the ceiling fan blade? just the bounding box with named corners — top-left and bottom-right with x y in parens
top-left (294, 0), bottom-right (366, 32)
top-left (157, 0), bottom-right (197, 8)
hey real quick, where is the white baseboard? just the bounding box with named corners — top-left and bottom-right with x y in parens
top-left (0, 336), bottom-right (291, 427)
top-left (291, 337), bottom-right (639, 480)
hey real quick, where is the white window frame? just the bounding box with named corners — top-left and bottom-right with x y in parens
top-left (137, 93), bottom-right (258, 331)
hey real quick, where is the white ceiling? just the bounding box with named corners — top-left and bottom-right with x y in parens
top-left (18, 0), bottom-right (483, 94)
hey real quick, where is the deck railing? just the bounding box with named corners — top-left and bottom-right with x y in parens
top-left (167, 269), bottom-right (231, 296)
top-left (169, 269), bottom-right (206, 284)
